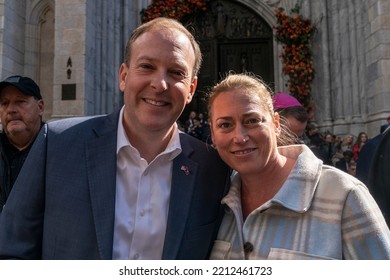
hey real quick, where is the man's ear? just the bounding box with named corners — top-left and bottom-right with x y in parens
top-left (186, 76), bottom-right (198, 104)
top-left (38, 100), bottom-right (44, 116)
top-left (119, 63), bottom-right (128, 92)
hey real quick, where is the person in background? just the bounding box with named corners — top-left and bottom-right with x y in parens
top-left (0, 17), bottom-right (230, 260)
top-left (198, 112), bottom-right (208, 126)
top-left (339, 134), bottom-right (354, 152)
top-left (207, 73), bottom-right (390, 260)
top-left (187, 116), bottom-right (203, 140)
top-left (306, 122), bottom-right (332, 165)
top-left (0, 75), bottom-right (44, 213)
top-left (352, 132), bottom-right (368, 161)
top-left (332, 134), bottom-right (354, 166)
top-left (272, 92), bottom-right (308, 142)
top-left (185, 110), bottom-right (197, 132)
top-left (367, 126), bottom-right (390, 227)
top-left (380, 115), bottom-right (390, 133)
top-left (323, 133), bottom-right (337, 163)
top-left (357, 121), bottom-right (390, 185)
top-left (335, 150), bottom-right (354, 173)
top-left (347, 160), bottom-right (357, 177)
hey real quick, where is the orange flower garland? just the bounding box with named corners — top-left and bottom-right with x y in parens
top-left (273, 5), bottom-right (316, 108)
top-left (141, 0), bottom-right (208, 23)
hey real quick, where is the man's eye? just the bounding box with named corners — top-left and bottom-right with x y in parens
top-left (139, 64), bottom-right (153, 70)
top-left (171, 70), bottom-right (186, 78)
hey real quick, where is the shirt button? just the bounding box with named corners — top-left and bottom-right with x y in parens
top-left (244, 242), bottom-right (254, 253)
top-left (134, 253), bottom-right (139, 259)
top-left (140, 210), bottom-right (145, 216)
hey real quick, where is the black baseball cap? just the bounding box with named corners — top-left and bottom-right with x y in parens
top-left (0, 75), bottom-right (42, 100)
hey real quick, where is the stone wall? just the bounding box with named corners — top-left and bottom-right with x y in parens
top-left (271, 0), bottom-right (390, 137)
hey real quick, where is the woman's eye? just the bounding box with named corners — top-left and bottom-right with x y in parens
top-left (218, 122), bottom-right (231, 129)
top-left (246, 118), bottom-right (260, 124)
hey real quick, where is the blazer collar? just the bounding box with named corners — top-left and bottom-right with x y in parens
top-left (86, 110), bottom-right (119, 259)
top-left (162, 134), bottom-right (198, 259)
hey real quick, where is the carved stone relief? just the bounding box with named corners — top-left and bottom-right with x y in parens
top-left (190, 0), bottom-right (272, 40)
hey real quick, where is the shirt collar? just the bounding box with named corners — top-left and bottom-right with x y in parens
top-left (116, 106), bottom-right (182, 161)
top-left (271, 145), bottom-right (322, 212)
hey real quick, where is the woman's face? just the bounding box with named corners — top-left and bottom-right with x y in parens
top-left (344, 135), bottom-right (353, 144)
top-left (210, 89), bottom-right (280, 176)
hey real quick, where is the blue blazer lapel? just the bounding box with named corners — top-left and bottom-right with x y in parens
top-left (162, 135), bottom-right (198, 259)
top-left (85, 111), bottom-right (119, 259)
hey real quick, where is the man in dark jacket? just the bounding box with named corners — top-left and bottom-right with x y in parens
top-left (356, 123), bottom-right (390, 184)
top-left (0, 75), bottom-right (44, 213)
top-left (366, 126), bottom-right (390, 227)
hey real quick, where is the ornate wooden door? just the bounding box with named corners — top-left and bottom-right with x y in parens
top-left (181, 0), bottom-right (274, 119)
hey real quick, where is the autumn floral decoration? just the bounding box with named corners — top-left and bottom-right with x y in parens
top-left (273, 4), bottom-right (316, 109)
top-left (140, 0), bottom-right (208, 23)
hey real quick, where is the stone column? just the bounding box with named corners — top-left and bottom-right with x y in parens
top-left (53, 0), bottom-right (87, 118)
top-left (348, 0), bottom-right (363, 126)
top-left (329, 0), bottom-right (346, 134)
top-left (309, 0), bottom-right (334, 130)
top-left (365, 0), bottom-right (390, 135)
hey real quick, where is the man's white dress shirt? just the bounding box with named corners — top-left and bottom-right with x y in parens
top-left (112, 107), bottom-right (181, 259)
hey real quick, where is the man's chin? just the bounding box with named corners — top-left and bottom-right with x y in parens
top-left (6, 125), bottom-right (26, 136)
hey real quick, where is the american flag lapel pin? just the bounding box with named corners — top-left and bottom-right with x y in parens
top-left (180, 165), bottom-right (190, 175)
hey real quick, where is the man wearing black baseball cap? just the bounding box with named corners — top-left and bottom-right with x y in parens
top-left (0, 75), bottom-right (44, 213)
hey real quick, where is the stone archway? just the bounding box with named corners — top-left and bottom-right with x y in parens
top-left (180, 0), bottom-right (275, 120)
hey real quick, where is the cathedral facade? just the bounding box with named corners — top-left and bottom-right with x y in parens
top-left (0, 0), bottom-right (389, 137)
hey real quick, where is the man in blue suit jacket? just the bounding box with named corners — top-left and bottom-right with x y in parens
top-left (0, 18), bottom-right (230, 259)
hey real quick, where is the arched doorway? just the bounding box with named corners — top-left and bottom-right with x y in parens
top-left (180, 0), bottom-right (274, 122)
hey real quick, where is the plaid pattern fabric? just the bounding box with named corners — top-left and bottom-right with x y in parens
top-left (210, 145), bottom-right (390, 260)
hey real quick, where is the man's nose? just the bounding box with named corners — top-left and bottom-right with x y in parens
top-left (151, 72), bottom-right (168, 93)
top-left (5, 102), bottom-right (17, 113)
